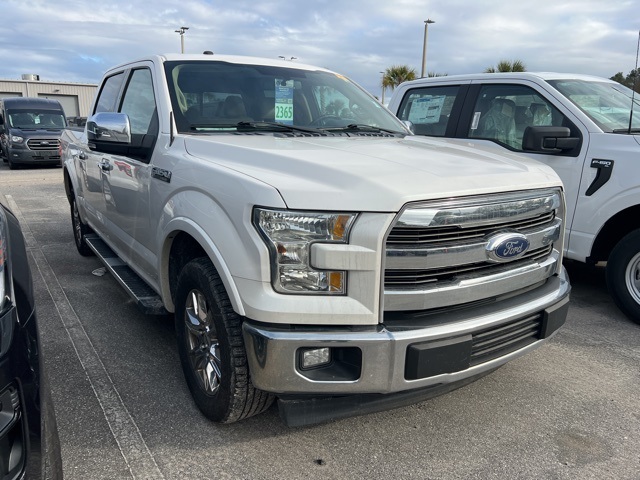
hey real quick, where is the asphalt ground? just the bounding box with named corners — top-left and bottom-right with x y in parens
top-left (2, 164), bottom-right (639, 479)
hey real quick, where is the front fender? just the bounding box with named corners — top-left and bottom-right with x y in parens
top-left (157, 189), bottom-right (282, 315)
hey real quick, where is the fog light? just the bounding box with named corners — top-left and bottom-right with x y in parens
top-left (301, 348), bottom-right (331, 369)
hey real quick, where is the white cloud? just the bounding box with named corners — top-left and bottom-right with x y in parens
top-left (0, 0), bottom-right (638, 93)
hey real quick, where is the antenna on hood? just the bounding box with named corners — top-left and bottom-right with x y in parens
top-left (628, 30), bottom-right (640, 134)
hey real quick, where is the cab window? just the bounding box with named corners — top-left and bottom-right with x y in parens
top-left (396, 86), bottom-right (459, 136)
top-left (120, 68), bottom-right (157, 135)
top-left (94, 72), bottom-right (125, 113)
top-left (468, 84), bottom-right (567, 150)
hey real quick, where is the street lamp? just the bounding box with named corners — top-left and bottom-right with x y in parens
top-left (175, 26), bottom-right (189, 54)
top-left (421, 19), bottom-right (435, 78)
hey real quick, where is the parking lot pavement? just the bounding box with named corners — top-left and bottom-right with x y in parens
top-left (2, 165), bottom-right (640, 479)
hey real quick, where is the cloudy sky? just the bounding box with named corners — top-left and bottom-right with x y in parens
top-left (2, 0), bottom-right (639, 97)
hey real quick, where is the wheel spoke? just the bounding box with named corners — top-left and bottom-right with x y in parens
top-left (625, 252), bottom-right (640, 304)
top-left (183, 288), bottom-right (221, 395)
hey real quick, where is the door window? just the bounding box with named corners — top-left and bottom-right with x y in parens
top-left (120, 69), bottom-right (157, 135)
top-left (94, 72), bottom-right (125, 113)
top-left (396, 86), bottom-right (459, 136)
top-left (468, 84), bottom-right (567, 150)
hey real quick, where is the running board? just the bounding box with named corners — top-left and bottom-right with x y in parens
top-left (84, 234), bottom-right (168, 315)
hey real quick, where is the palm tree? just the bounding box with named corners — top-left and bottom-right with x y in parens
top-left (382, 65), bottom-right (418, 91)
top-left (484, 60), bottom-right (526, 73)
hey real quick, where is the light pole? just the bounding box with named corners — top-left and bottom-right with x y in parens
top-left (421, 19), bottom-right (435, 78)
top-left (175, 26), bottom-right (189, 54)
top-left (380, 71), bottom-right (385, 104)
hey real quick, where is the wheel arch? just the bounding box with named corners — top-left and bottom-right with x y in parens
top-left (159, 221), bottom-right (245, 316)
top-left (589, 204), bottom-right (640, 263)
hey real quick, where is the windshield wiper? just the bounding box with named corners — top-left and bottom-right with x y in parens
top-left (236, 121), bottom-right (322, 134)
top-left (322, 123), bottom-right (405, 135)
top-left (612, 128), bottom-right (640, 133)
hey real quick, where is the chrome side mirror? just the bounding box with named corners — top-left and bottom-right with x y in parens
top-left (87, 112), bottom-right (131, 144)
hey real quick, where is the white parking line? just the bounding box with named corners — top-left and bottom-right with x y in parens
top-left (6, 194), bottom-right (165, 480)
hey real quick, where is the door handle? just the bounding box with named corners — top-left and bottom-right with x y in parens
top-left (98, 158), bottom-right (113, 172)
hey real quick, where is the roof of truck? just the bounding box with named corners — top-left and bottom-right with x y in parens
top-left (106, 53), bottom-right (334, 74)
top-left (399, 72), bottom-right (615, 87)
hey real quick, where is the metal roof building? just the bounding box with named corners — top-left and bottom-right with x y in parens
top-left (0, 74), bottom-right (97, 119)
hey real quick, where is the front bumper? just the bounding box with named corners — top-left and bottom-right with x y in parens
top-left (243, 267), bottom-right (570, 397)
top-left (8, 148), bottom-right (60, 165)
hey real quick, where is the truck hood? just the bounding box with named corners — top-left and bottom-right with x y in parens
top-left (9, 127), bottom-right (64, 137)
top-left (184, 134), bottom-right (561, 211)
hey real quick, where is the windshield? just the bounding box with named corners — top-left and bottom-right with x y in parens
top-left (547, 79), bottom-right (640, 132)
top-left (7, 109), bottom-right (67, 129)
top-left (164, 60), bottom-right (407, 135)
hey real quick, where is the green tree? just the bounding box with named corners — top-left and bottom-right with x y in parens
top-left (427, 72), bottom-right (448, 77)
top-left (382, 65), bottom-right (418, 91)
top-left (610, 69), bottom-right (640, 93)
top-left (484, 60), bottom-right (527, 73)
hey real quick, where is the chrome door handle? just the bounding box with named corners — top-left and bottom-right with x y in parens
top-left (98, 159), bottom-right (113, 171)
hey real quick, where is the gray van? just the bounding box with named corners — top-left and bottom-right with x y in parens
top-left (0, 97), bottom-right (67, 169)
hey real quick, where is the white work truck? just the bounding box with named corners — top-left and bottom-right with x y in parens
top-left (389, 72), bottom-right (640, 324)
top-left (61, 55), bottom-right (570, 426)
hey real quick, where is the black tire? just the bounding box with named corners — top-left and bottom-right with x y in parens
top-left (174, 258), bottom-right (274, 423)
top-left (70, 195), bottom-right (94, 256)
top-left (606, 229), bottom-right (640, 324)
top-left (8, 157), bottom-right (16, 170)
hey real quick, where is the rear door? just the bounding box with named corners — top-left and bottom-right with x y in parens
top-left (80, 71), bottom-right (126, 226)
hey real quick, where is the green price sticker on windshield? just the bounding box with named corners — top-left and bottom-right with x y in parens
top-left (275, 79), bottom-right (294, 124)
top-left (275, 103), bottom-right (293, 122)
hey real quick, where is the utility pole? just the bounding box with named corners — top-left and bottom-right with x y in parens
top-left (421, 19), bottom-right (435, 78)
top-left (175, 26), bottom-right (189, 54)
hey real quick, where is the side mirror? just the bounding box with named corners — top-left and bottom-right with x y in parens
top-left (87, 112), bottom-right (131, 144)
top-left (522, 126), bottom-right (580, 153)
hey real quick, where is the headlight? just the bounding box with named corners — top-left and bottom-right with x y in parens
top-left (253, 208), bottom-right (357, 294)
top-left (0, 207), bottom-right (13, 314)
top-left (10, 135), bottom-right (23, 144)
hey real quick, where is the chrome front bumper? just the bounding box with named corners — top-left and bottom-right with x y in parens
top-left (243, 267), bottom-right (570, 395)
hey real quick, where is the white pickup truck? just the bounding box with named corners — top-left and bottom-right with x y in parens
top-left (388, 72), bottom-right (640, 324)
top-left (61, 54), bottom-right (570, 426)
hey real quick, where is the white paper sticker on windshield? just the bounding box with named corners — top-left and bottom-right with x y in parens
top-left (408, 96), bottom-right (446, 124)
top-left (470, 111), bottom-right (481, 130)
top-left (275, 79), bottom-right (294, 124)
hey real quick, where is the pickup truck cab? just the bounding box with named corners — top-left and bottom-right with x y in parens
top-left (61, 55), bottom-right (570, 425)
top-left (389, 73), bottom-right (640, 324)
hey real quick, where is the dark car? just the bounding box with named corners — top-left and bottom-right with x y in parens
top-left (0, 98), bottom-right (67, 170)
top-left (0, 198), bottom-right (62, 479)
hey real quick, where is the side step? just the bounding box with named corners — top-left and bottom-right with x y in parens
top-left (84, 234), bottom-right (169, 315)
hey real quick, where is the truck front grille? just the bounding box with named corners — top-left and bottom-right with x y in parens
top-left (383, 189), bottom-right (564, 312)
top-left (27, 138), bottom-right (60, 151)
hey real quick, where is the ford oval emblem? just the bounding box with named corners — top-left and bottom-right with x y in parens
top-left (486, 233), bottom-right (530, 262)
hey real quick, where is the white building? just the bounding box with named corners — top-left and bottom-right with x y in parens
top-left (0, 74), bottom-right (97, 118)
